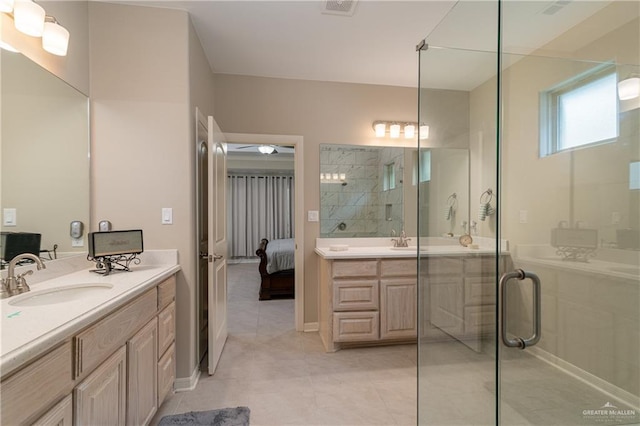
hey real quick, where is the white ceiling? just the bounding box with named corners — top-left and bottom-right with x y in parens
top-left (114, 0), bottom-right (628, 90)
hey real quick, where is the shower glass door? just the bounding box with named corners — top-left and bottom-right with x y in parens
top-left (417, 1), bottom-right (640, 425)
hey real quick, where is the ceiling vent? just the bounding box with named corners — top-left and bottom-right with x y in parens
top-left (541, 0), bottom-right (572, 16)
top-left (322, 0), bottom-right (358, 17)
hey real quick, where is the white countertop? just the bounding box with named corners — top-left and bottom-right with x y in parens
top-left (0, 250), bottom-right (180, 376)
top-left (315, 237), bottom-right (502, 259)
top-left (514, 245), bottom-right (639, 281)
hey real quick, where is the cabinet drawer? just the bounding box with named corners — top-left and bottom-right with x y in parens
top-left (464, 305), bottom-right (495, 335)
top-left (158, 301), bottom-right (176, 356)
top-left (158, 343), bottom-right (176, 406)
top-left (333, 312), bottom-right (379, 342)
top-left (464, 277), bottom-right (496, 306)
top-left (0, 341), bottom-right (73, 425)
top-left (426, 257), bottom-right (463, 276)
top-left (380, 259), bottom-right (417, 277)
top-left (158, 275), bottom-right (176, 309)
top-left (332, 260), bottom-right (377, 278)
top-left (333, 280), bottom-right (378, 311)
top-left (74, 288), bottom-right (156, 379)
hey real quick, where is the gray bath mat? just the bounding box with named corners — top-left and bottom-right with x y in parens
top-left (158, 406), bottom-right (250, 426)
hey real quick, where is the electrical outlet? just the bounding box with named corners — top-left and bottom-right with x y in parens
top-left (307, 210), bottom-right (319, 222)
top-left (162, 208), bottom-right (173, 225)
top-left (611, 212), bottom-right (621, 225)
top-left (519, 210), bottom-right (528, 224)
top-left (3, 208), bottom-right (16, 226)
top-left (71, 237), bottom-right (84, 247)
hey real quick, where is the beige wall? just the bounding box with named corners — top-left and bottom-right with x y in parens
top-left (213, 75), bottom-right (468, 324)
top-left (89, 2), bottom-right (214, 382)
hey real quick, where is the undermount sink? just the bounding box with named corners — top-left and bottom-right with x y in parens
top-left (8, 283), bottom-right (114, 307)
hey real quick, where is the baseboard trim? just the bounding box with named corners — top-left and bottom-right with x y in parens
top-left (303, 322), bottom-right (319, 332)
top-left (174, 365), bottom-right (201, 392)
top-left (528, 346), bottom-right (639, 411)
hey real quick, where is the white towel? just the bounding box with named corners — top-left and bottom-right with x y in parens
top-left (444, 205), bottom-right (452, 221)
top-left (478, 203), bottom-right (488, 221)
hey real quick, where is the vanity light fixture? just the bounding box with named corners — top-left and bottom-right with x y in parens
top-left (389, 123), bottom-right (401, 138)
top-left (13, 0), bottom-right (44, 37)
top-left (404, 124), bottom-right (415, 139)
top-left (374, 122), bottom-right (386, 137)
top-left (0, 0), bottom-right (13, 13)
top-left (373, 120), bottom-right (424, 139)
top-left (42, 16), bottom-right (69, 56)
top-left (419, 124), bottom-right (430, 140)
top-left (618, 76), bottom-right (640, 101)
top-left (0, 0), bottom-right (70, 56)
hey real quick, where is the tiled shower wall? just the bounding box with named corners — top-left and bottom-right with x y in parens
top-left (320, 145), bottom-right (404, 237)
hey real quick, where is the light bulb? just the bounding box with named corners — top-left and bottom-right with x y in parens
top-left (404, 124), bottom-right (415, 139)
top-left (0, 0), bottom-right (14, 13)
top-left (374, 122), bottom-right (386, 138)
top-left (389, 124), bottom-right (401, 138)
top-left (42, 19), bottom-right (69, 56)
top-left (419, 125), bottom-right (430, 140)
top-left (618, 77), bottom-right (640, 101)
top-left (13, 0), bottom-right (45, 37)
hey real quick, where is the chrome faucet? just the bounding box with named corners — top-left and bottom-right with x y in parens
top-left (391, 229), bottom-right (411, 248)
top-left (1, 253), bottom-right (46, 299)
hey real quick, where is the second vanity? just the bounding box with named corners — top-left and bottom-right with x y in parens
top-left (0, 251), bottom-right (180, 425)
top-left (316, 237), bottom-right (505, 352)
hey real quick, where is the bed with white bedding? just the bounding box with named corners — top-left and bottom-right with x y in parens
top-left (256, 238), bottom-right (295, 300)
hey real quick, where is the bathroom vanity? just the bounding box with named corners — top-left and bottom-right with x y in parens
top-left (0, 251), bottom-right (180, 425)
top-left (316, 238), bottom-right (503, 352)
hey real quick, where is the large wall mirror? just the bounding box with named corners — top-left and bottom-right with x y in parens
top-left (319, 144), bottom-right (469, 238)
top-left (1, 50), bottom-right (89, 264)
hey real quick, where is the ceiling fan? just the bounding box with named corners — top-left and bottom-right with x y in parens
top-left (234, 144), bottom-right (293, 155)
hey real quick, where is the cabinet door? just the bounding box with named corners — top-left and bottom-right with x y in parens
top-left (429, 276), bottom-right (464, 337)
top-left (158, 343), bottom-right (176, 406)
top-left (32, 394), bottom-right (73, 426)
top-left (74, 346), bottom-right (127, 426)
top-left (127, 319), bottom-right (158, 426)
top-left (380, 279), bottom-right (417, 339)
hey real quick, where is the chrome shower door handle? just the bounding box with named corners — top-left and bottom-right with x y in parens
top-left (499, 269), bottom-right (541, 349)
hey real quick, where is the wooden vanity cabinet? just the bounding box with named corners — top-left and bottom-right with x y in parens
top-left (0, 274), bottom-right (177, 426)
top-left (428, 255), bottom-right (501, 350)
top-left (320, 257), bottom-right (417, 351)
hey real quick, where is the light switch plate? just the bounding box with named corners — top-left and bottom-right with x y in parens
top-left (307, 210), bottom-right (319, 222)
top-left (3, 208), bottom-right (16, 226)
top-left (71, 237), bottom-right (84, 247)
top-left (162, 208), bottom-right (173, 225)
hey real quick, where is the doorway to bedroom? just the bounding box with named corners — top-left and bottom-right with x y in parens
top-left (226, 140), bottom-right (297, 338)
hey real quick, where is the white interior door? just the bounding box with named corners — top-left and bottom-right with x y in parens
top-left (207, 116), bottom-right (228, 375)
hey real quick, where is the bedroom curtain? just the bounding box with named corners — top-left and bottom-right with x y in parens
top-left (227, 174), bottom-right (295, 257)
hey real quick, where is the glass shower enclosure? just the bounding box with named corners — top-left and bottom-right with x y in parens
top-left (417, 1), bottom-right (639, 424)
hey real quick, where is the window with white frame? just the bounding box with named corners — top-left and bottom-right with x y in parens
top-left (383, 162), bottom-right (396, 191)
top-left (540, 65), bottom-right (618, 157)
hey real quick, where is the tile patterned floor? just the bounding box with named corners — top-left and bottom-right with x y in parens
top-left (152, 262), bottom-right (418, 426)
top-left (152, 262), bottom-right (639, 425)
